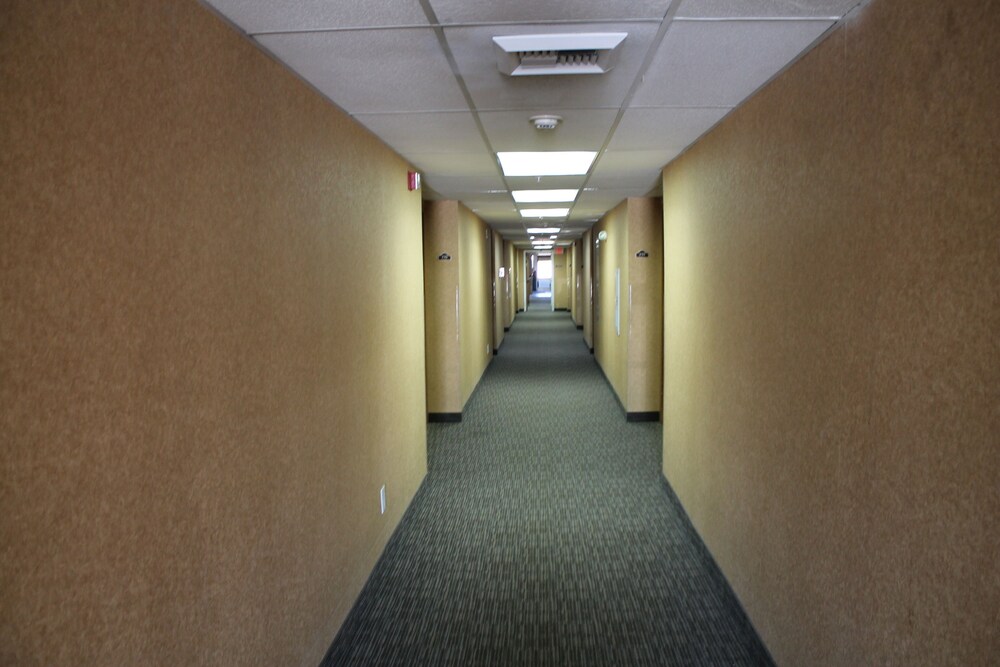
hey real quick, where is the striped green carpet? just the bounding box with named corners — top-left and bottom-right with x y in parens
top-left (321, 306), bottom-right (773, 666)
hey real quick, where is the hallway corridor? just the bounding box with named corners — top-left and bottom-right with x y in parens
top-left (323, 308), bottom-right (772, 665)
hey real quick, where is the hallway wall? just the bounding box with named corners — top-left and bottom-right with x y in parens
top-left (423, 201), bottom-right (461, 414)
top-left (1, 2), bottom-right (427, 665)
top-left (503, 240), bottom-right (516, 328)
top-left (490, 230), bottom-right (508, 352)
top-left (423, 201), bottom-right (494, 414)
top-left (582, 230), bottom-right (594, 350)
top-left (593, 199), bottom-right (663, 416)
top-left (593, 202), bottom-right (629, 403)
top-left (553, 250), bottom-right (571, 310)
top-left (459, 206), bottom-right (494, 405)
top-left (660, 1), bottom-right (999, 665)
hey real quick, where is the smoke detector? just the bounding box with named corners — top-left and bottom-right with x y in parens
top-left (493, 33), bottom-right (628, 77)
top-left (530, 115), bottom-right (562, 131)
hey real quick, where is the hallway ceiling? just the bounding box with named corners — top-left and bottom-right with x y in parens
top-left (203, 0), bottom-right (860, 245)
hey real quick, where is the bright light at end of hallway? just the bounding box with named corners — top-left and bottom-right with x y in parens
top-left (497, 151), bottom-right (596, 176)
top-left (512, 189), bottom-right (579, 203)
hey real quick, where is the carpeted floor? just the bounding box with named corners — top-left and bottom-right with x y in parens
top-left (321, 305), bottom-right (773, 666)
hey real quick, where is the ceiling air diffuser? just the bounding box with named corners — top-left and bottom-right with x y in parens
top-left (493, 33), bottom-right (627, 77)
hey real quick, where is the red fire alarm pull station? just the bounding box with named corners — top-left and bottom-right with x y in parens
top-left (556, 247), bottom-right (564, 254)
top-left (407, 171), bottom-right (421, 191)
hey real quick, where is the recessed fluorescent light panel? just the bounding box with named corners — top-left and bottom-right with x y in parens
top-left (526, 227), bottom-right (561, 234)
top-left (520, 208), bottom-right (569, 218)
top-left (512, 189), bottom-right (579, 203)
top-left (498, 152), bottom-right (596, 177)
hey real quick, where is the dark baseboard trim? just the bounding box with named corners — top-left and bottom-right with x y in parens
top-left (493, 349), bottom-right (499, 356)
top-left (576, 324), bottom-right (583, 330)
top-left (589, 347), bottom-right (594, 354)
top-left (554, 307), bottom-right (570, 312)
top-left (594, 360), bottom-right (658, 423)
top-left (504, 326), bottom-right (510, 332)
top-left (428, 412), bottom-right (461, 423)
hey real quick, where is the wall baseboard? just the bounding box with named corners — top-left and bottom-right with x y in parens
top-left (576, 324), bottom-right (583, 330)
top-left (427, 413), bottom-right (461, 423)
top-left (626, 411), bottom-right (660, 423)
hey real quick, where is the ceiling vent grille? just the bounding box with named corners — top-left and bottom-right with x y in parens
top-left (493, 33), bottom-right (627, 77)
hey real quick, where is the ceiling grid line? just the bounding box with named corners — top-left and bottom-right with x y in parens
top-left (568, 0), bottom-right (683, 220)
top-left (417, 0), bottom-right (516, 206)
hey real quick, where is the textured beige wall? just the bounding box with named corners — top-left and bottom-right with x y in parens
top-left (458, 205), bottom-right (492, 406)
top-left (503, 240), bottom-right (516, 326)
top-left (594, 199), bottom-right (663, 413)
top-left (581, 230), bottom-right (594, 349)
top-left (491, 231), bottom-right (506, 350)
top-left (661, 1), bottom-right (999, 665)
top-left (521, 251), bottom-right (533, 311)
top-left (571, 242), bottom-right (584, 326)
top-left (553, 250), bottom-right (571, 310)
top-left (423, 201), bottom-right (461, 414)
top-left (626, 198), bottom-right (663, 414)
top-left (593, 202), bottom-right (629, 404)
top-left (569, 245), bottom-right (577, 323)
top-left (0, 2), bottom-right (427, 665)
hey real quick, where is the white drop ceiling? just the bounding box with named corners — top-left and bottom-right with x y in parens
top-left (203, 0), bottom-right (861, 246)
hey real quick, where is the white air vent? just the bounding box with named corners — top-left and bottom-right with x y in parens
top-left (493, 33), bottom-right (627, 77)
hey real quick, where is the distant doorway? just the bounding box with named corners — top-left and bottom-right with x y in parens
top-left (531, 254), bottom-right (554, 311)
top-left (535, 256), bottom-right (553, 296)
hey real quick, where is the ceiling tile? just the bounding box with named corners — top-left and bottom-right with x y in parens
top-left (676, 0), bottom-right (860, 19)
top-left (610, 107), bottom-right (730, 151)
top-left (410, 152), bottom-right (500, 177)
top-left (631, 20), bottom-right (834, 107)
top-left (467, 201), bottom-right (521, 222)
top-left (443, 23), bottom-right (659, 111)
top-left (204, 0), bottom-right (430, 34)
top-left (588, 150), bottom-right (677, 189)
top-left (459, 192), bottom-right (518, 217)
top-left (425, 175), bottom-right (506, 194)
top-left (479, 108), bottom-right (618, 152)
top-left (354, 112), bottom-right (484, 156)
top-left (256, 29), bottom-right (467, 114)
top-left (505, 175), bottom-right (588, 191)
top-left (576, 188), bottom-right (653, 213)
top-left (429, 0), bottom-right (672, 24)
top-left (419, 152), bottom-right (507, 195)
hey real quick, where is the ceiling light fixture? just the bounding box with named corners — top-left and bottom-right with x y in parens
top-left (520, 208), bottom-right (569, 218)
top-left (512, 189), bottom-right (578, 203)
top-left (526, 227), bottom-right (561, 234)
top-left (498, 151), bottom-right (596, 177)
